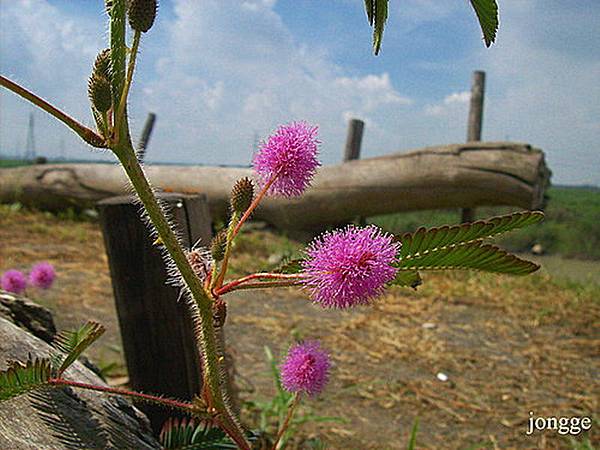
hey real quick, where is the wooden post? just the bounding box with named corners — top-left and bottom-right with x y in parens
top-left (462, 70), bottom-right (486, 223)
top-left (97, 193), bottom-right (212, 432)
top-left (343, 118), bottom-right (364, 162)
top-left (137, 112), bottom-right (156, 163)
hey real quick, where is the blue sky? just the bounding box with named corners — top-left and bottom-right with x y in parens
top-left (1, 0), bottom-right (599, 185)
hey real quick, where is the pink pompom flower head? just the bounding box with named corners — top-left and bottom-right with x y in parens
top-left (1, 269), bottom-right (27, 294)
top-left (29, 262), bottom-right (56, 289)
top-left (253, 121), bottom-right (320, 197)
top-left (301, 225), bottom-right (400, 308)
top-left (280, 340), bottom-right (330, 397)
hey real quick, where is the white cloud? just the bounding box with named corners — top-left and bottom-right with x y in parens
top-left (424, 90), bottom-right (470, 116)
top-left (132, 0), bottom-right (413, 165)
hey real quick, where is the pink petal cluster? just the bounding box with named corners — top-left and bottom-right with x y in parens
top-left (29, 262), bottom-right (56, 289)
top-left (301, 225), bottom-right (400, 308)
top-left (253, 121), bottom-right (320, 197)
top-left (1, 269), bottom-right (27, 294)
top-left (280, 341), bottom-right (330, 397)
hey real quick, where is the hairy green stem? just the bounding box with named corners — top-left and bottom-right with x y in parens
top-left (110, 0), bottom-right (130, 146)
top-left (115, 146), bottom-right (249, 449)
top-left (109, 3), bottom-right (248, 447)
top-left (0, 75), bottom-right (105, 148)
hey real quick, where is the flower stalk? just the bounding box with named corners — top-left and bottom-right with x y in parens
top-left (216, 272), bottom-right (301, 296)
top-left (272, 393), bottom-right (300, 450)
top-left (114, 29), bottom-right (141, 140)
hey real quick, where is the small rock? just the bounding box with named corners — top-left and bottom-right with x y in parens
top-left (436, 372), bottom-right (449, 382)
top-left (422, 322), bottom-right (436, 329)
top-left (531, 243), bottom-right (544, 255)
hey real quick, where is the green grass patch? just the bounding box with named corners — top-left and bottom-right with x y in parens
top-left (0, 158), bottom-right (32, 168)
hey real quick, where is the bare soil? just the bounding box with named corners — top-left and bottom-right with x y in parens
top-left (1, 206), bottom-right (598, 449)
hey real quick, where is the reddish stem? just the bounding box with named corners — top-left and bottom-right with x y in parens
top-left (231, 170), bottom-right (281, 239)
top-left (272, 393), bottom-right (300, 450)
top-left (48, 378), bottom-right (196, 413)
top-left (217, 279), bottom-right (301, 296)
top-left (217, 272), bottom-right (301, 296)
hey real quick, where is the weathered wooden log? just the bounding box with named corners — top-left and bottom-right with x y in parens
top-left (0, 142), bottom-right (550, 230)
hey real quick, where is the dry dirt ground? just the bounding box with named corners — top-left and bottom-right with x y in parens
top-left (1, 206), bottom-right (598, 449)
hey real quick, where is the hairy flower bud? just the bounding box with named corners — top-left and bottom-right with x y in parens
top-left (230, 177), bottom-right (254, 214)
top-left (93, 49), bottom-right (112, 82)
top-left (128, 0), bottom-right (157, 33)
top-left (88, 73), bottom-right (112, 113)
top-left (210, 230), bottom-right (227, 262)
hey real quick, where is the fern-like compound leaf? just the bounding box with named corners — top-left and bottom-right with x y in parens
top-left (397, 241), bottom-right (539, 275)
top-left (159, 417), bottom-right (257, 449)
top-left (469, 0), bottom-right (499, 47)
top-left (51, 321), bottom-right (105, 376)
top-left (398, 211), bottom-right (543, 260)
top-left (0, 357), bottom-right (52, 401)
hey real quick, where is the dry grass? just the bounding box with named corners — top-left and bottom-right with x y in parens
top-left (1, 206), bottom-right (598, 449)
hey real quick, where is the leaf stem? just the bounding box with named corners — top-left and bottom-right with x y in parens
top-left (216, 273), bottom-right (302, 296)
top-left (48, 378), bottom-right (199, 414)
top-left (0, 75), bottom-right (106, 148)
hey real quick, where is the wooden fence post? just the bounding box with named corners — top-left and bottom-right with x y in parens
top-left (97, 192), bottom-right (212, 432)
top-left (343, 118), bottom-right (365, 162)
top-left (462, 70), bottom-right (486, 223)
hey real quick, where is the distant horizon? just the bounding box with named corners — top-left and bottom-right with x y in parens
top-left (1, 153), bottom-right (598, 190)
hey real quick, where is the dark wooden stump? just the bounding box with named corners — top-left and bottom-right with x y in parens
top-left (97, 192), bottom-right (212, 433)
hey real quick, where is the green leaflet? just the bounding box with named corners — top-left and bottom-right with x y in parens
top-left (394, 211), bottom-right (543, 277)
top-left (365, 0), bottom-right (499, 55)
top-left (364, 0), bottom-right (388, 55)
top-left (398, 211), bottom-right (544, 259)
top-left (469, 0), bottom-right (499, 47)
top-left (0, 357), bottom-right (52, 402)
top-left (52, 321), bottom-right (105, 376)
top-left (390, 271), bottom-right (422, 289)
top-left (397, 241), bottom-right (539, 275)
